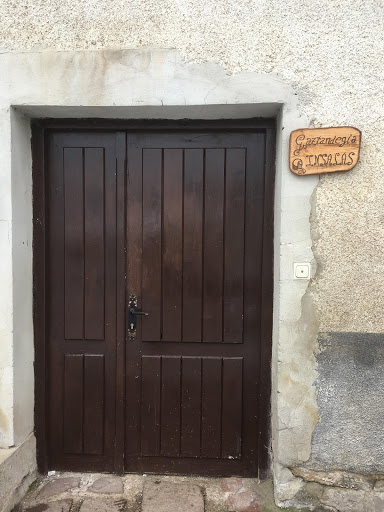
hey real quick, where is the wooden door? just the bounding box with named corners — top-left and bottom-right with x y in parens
top-left (46, 132), bottom-right (125, 471)
top-left (124, 129), bottom-right (274, 476)
top-left (44, 123), bottom-right (273, 477)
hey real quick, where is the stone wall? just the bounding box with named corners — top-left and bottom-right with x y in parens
top-left (0, 435), bottom-right (37, 512)
top-left (0, 1), bottom-right (383, 510)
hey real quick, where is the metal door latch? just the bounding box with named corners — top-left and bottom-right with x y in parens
top-left (127, 294), bottom-right (148, 340)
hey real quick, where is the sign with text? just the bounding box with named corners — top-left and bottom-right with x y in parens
top-left (289, 127), bottom-right (361, 176)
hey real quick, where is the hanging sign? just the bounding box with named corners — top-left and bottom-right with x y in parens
top-left (289, 127), bottom-right (361, 176)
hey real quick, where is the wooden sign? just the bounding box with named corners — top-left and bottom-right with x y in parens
top-left (289, 127), bottom-right (361, 176)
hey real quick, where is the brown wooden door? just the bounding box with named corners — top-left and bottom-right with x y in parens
top-left (124, 129), bottom-right (273, 476)
top-left (45, 123), bottom-right (273, 477)
top-left (46, 132), bottom-right (125, 472)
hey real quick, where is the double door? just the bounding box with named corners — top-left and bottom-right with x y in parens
top-left (46, 123), bottom-right (274, 476)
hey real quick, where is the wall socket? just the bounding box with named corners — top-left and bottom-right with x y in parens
top-left (294, 263), bottom-right (311, 280)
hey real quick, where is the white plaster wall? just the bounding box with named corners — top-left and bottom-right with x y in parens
top-left (0, 108), bottom-right (34, 449)
top-left (11, 109), bottom-right (34, 445)
top-left (0, 108), bottom-right (14, 448)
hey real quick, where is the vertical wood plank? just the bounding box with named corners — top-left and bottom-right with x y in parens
top-left (102, 139), bottom-right (118, 466)
top-left (125, 138), bottom-right (143, 459)
top-left (201, 357), bottom-right (222, 458)
top-left (115, 132), bottom-right (127, 472)
top-left (224, 149), bottom-right (246, 343)
top-left (243, 135), bottom-right (265, 356)
top-left (63, 354), bottom-right (84, 454)
top-left (141, 356), bottom-right (161, 456)
top-left (221, 358), bottom-right (243, 459)
top-left (33, 125), bottom-right (48, 473)
top-left (161, 356), bottom-right (181, 457)
top-left (47, 135), bottom-right (66, 465)
top-left (181, 357), bottom-right (202, 457)
top-left (83, 354), bottom-right (105, 455)
top-left (84, 148), bottom-right (105, 340)
top-left (64, 148), bottom-right (84, 339)
top-left (203, 149), bottom-right (225, 342)
top-left (182, 150), bottom-right (204, 342)
top-left (258, 128), bottom-right (275, 476)
top-left (162, 149), bottom-right (183, 341)
top-left (243, 133), bottom-right (266, 475)
top-left (142, 149), bottom-right (162, 341)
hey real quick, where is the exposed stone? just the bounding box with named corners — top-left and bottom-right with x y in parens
top-left (113, 497), bottom-right (130, 512)
top-left (23, 499), bottom-right (72, 512)
top-left (221, 478), bottom-right (243, 493)
top-left (276, 476), bottom-right (304, 502)
top-left (226, 490), bottom-right (261, 512)
top-left (142, 481), bottom-right (204, 512)
top-left (80, 497), bottom-right (126, 512)
top-left (292, 489), bottom-right (321, 509)
top-left (373, 494), bottom-right (384, 511)
top-left (88, 476), bottom-right (123, 494)
top-left (305, 482), bottom-right (324, 501)
top-left (38, 477), bottom-right (81, 499)
top-left (0, 435), bottom-right (37, 512)
top-left (374, 480), bottom-right (384, 491)
top-left (321, 488), bottom-right (368, 512)
top-left (291, 467), bottom-right (375, 491)
top-left (322, 489), bottom-right (384, 512)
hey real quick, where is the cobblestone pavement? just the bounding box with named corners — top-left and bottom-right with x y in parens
top-left (14, 472), bottom-right (311, 512)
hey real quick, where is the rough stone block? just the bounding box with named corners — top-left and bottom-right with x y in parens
top-left (275, 477), bottom-right (304, 502)
top-left (304, 482), bottom-right (324, 500)
top-left (0, 435), bottom-right (37, 512)
top-left (292, 467), bottom-right (373, 491)
top-left (322, 488), bottom-right (367, 512)
top-left (374, 480), bottom-right (384, 491)
top-left (80, 497), bottom-right (126, 512)
top-left (221, 477), bottom-right (243, 493)
top-left (38, 477), bottom-right (81, 499)
top-left (226, 490), bottom-right (261, 512)
top-left (373, 494), bottom-right (384, 511)
top-left (142, 481), bottom-right (204, 512)
top-left (88, 476), bottom-right (124, 494)
top-left (24, 499), bottom-right (73, 512)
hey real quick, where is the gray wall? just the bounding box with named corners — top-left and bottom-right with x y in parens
top-left (312, 333), bottom-right (384, 473)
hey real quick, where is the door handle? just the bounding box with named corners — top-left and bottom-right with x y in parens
top-left (129, 308), bottom-right (149, 316)
top-left (127, 294), bottom-right (148, 340)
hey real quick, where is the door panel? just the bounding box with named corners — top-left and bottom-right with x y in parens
top-left (223, 149), bottom-right (246, 343)
top-left (182, 149), bottom-right (204, 342)
top-left (136, 356), bottom-right (243, 460)
top-left (162, 150), bottom-right (183, 342)
top-left (125, 131), bottom-right (270, 476)
top-left (47, 132), bottom-right (124, 471)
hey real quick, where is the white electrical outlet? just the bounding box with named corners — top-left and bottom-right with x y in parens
top-left (294, 263), bottom-right (310, 280)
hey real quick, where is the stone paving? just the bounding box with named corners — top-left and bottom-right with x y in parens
top-left (13, 472), bottom-right (311, 512)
